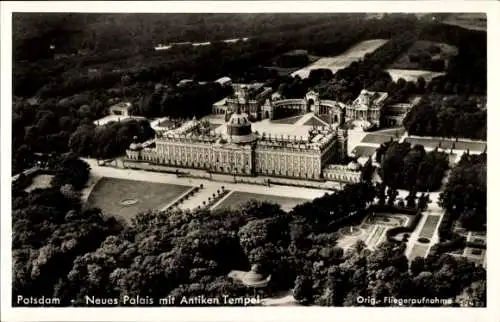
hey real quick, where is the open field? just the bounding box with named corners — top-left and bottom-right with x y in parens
top-left (87, 177), bottom-right (191, 222)
top-left (385, 69), bottom-right (446, 82)
top-left (291, 39), bottom-right (388, 79)
top-left (213, 191), bottom-right (308, 212)
top-left (25, 174), bottom-right (54, 193)
top-left (404, 137), bottom-right (486, 152)
top-left (390, 40), bottom-right (458, 70)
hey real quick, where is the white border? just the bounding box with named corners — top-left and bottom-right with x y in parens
top-left (1, 2), bottom-right (499, 322)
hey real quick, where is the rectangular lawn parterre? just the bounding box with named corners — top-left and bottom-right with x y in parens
top-left (87, 178), bottom-right (191, 222)
top-left (214, 191), bottom-right (308, 212)
top-left (419, 215), bottom-right (440, 239)
top-left (361, 133), bottom-right (398, 144)
top-left (405, 137), bottom-right (486, 152)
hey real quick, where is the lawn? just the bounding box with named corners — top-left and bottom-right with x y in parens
top-left (214, 191), bottom-right (308, 212)
top-left (362, 133), bottom-right (398, 144)
top-left (87, 177), bottom-right (191, 222)
top-left (291, 39), bottom-right (387, 79)
top-left (418, 215), bottom-right (441, 239)
top-left (404, 137), bottom-right (486, 152)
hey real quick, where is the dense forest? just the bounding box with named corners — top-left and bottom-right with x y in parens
top-left (439, 153), bottom-right (486, 231)
top-left (403, 95), bottom-right (486, 140)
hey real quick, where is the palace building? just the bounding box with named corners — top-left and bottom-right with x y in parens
top-left (212, 83), bottom-right (414, 131)
top-left (346, 89), bottom-right (388, 128)
top-left (126, 110), bottom-right (349, 180)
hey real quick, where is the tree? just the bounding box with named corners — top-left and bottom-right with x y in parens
top-left (293, 275), bottom-right (313, 304)
top-left (51, 155), bottom-right (90, 190)
top-left (361, 157), bottom-right (374, 183)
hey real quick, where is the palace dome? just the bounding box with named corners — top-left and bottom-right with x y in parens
top-left (227, 111), bottom-right (255, 143)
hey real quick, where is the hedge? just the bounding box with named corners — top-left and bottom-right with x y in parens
top-left (385, 210), bottom-right (422, 243)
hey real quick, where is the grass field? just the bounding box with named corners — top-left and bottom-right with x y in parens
top-left (405, 137), bottom-right (486, 152)
top-left (291, 39), bottom-right (388, 79)
top-left (214, 191), bottom-right (308, 212)
top-left (87, 178), bottom-right (191, 222)
top-left (419, 215), bottom-right (440, 239)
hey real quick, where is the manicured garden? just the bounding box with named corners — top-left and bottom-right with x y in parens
top-left (87, 177), bottom-right (192, 222)
top-left (213, 191), bottom-right (308, 212)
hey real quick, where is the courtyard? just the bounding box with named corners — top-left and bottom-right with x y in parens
top-left (87, 177), bottom-right (192, 222)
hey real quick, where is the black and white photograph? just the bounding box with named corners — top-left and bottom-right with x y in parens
top-left (1, 1), bottom-right (498, 321)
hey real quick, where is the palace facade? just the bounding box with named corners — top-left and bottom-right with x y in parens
top-left (126, 111), bottom-right (349, 180)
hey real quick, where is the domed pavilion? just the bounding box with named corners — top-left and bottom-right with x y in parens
top-left (226, 109), bottom-right (257, 144)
